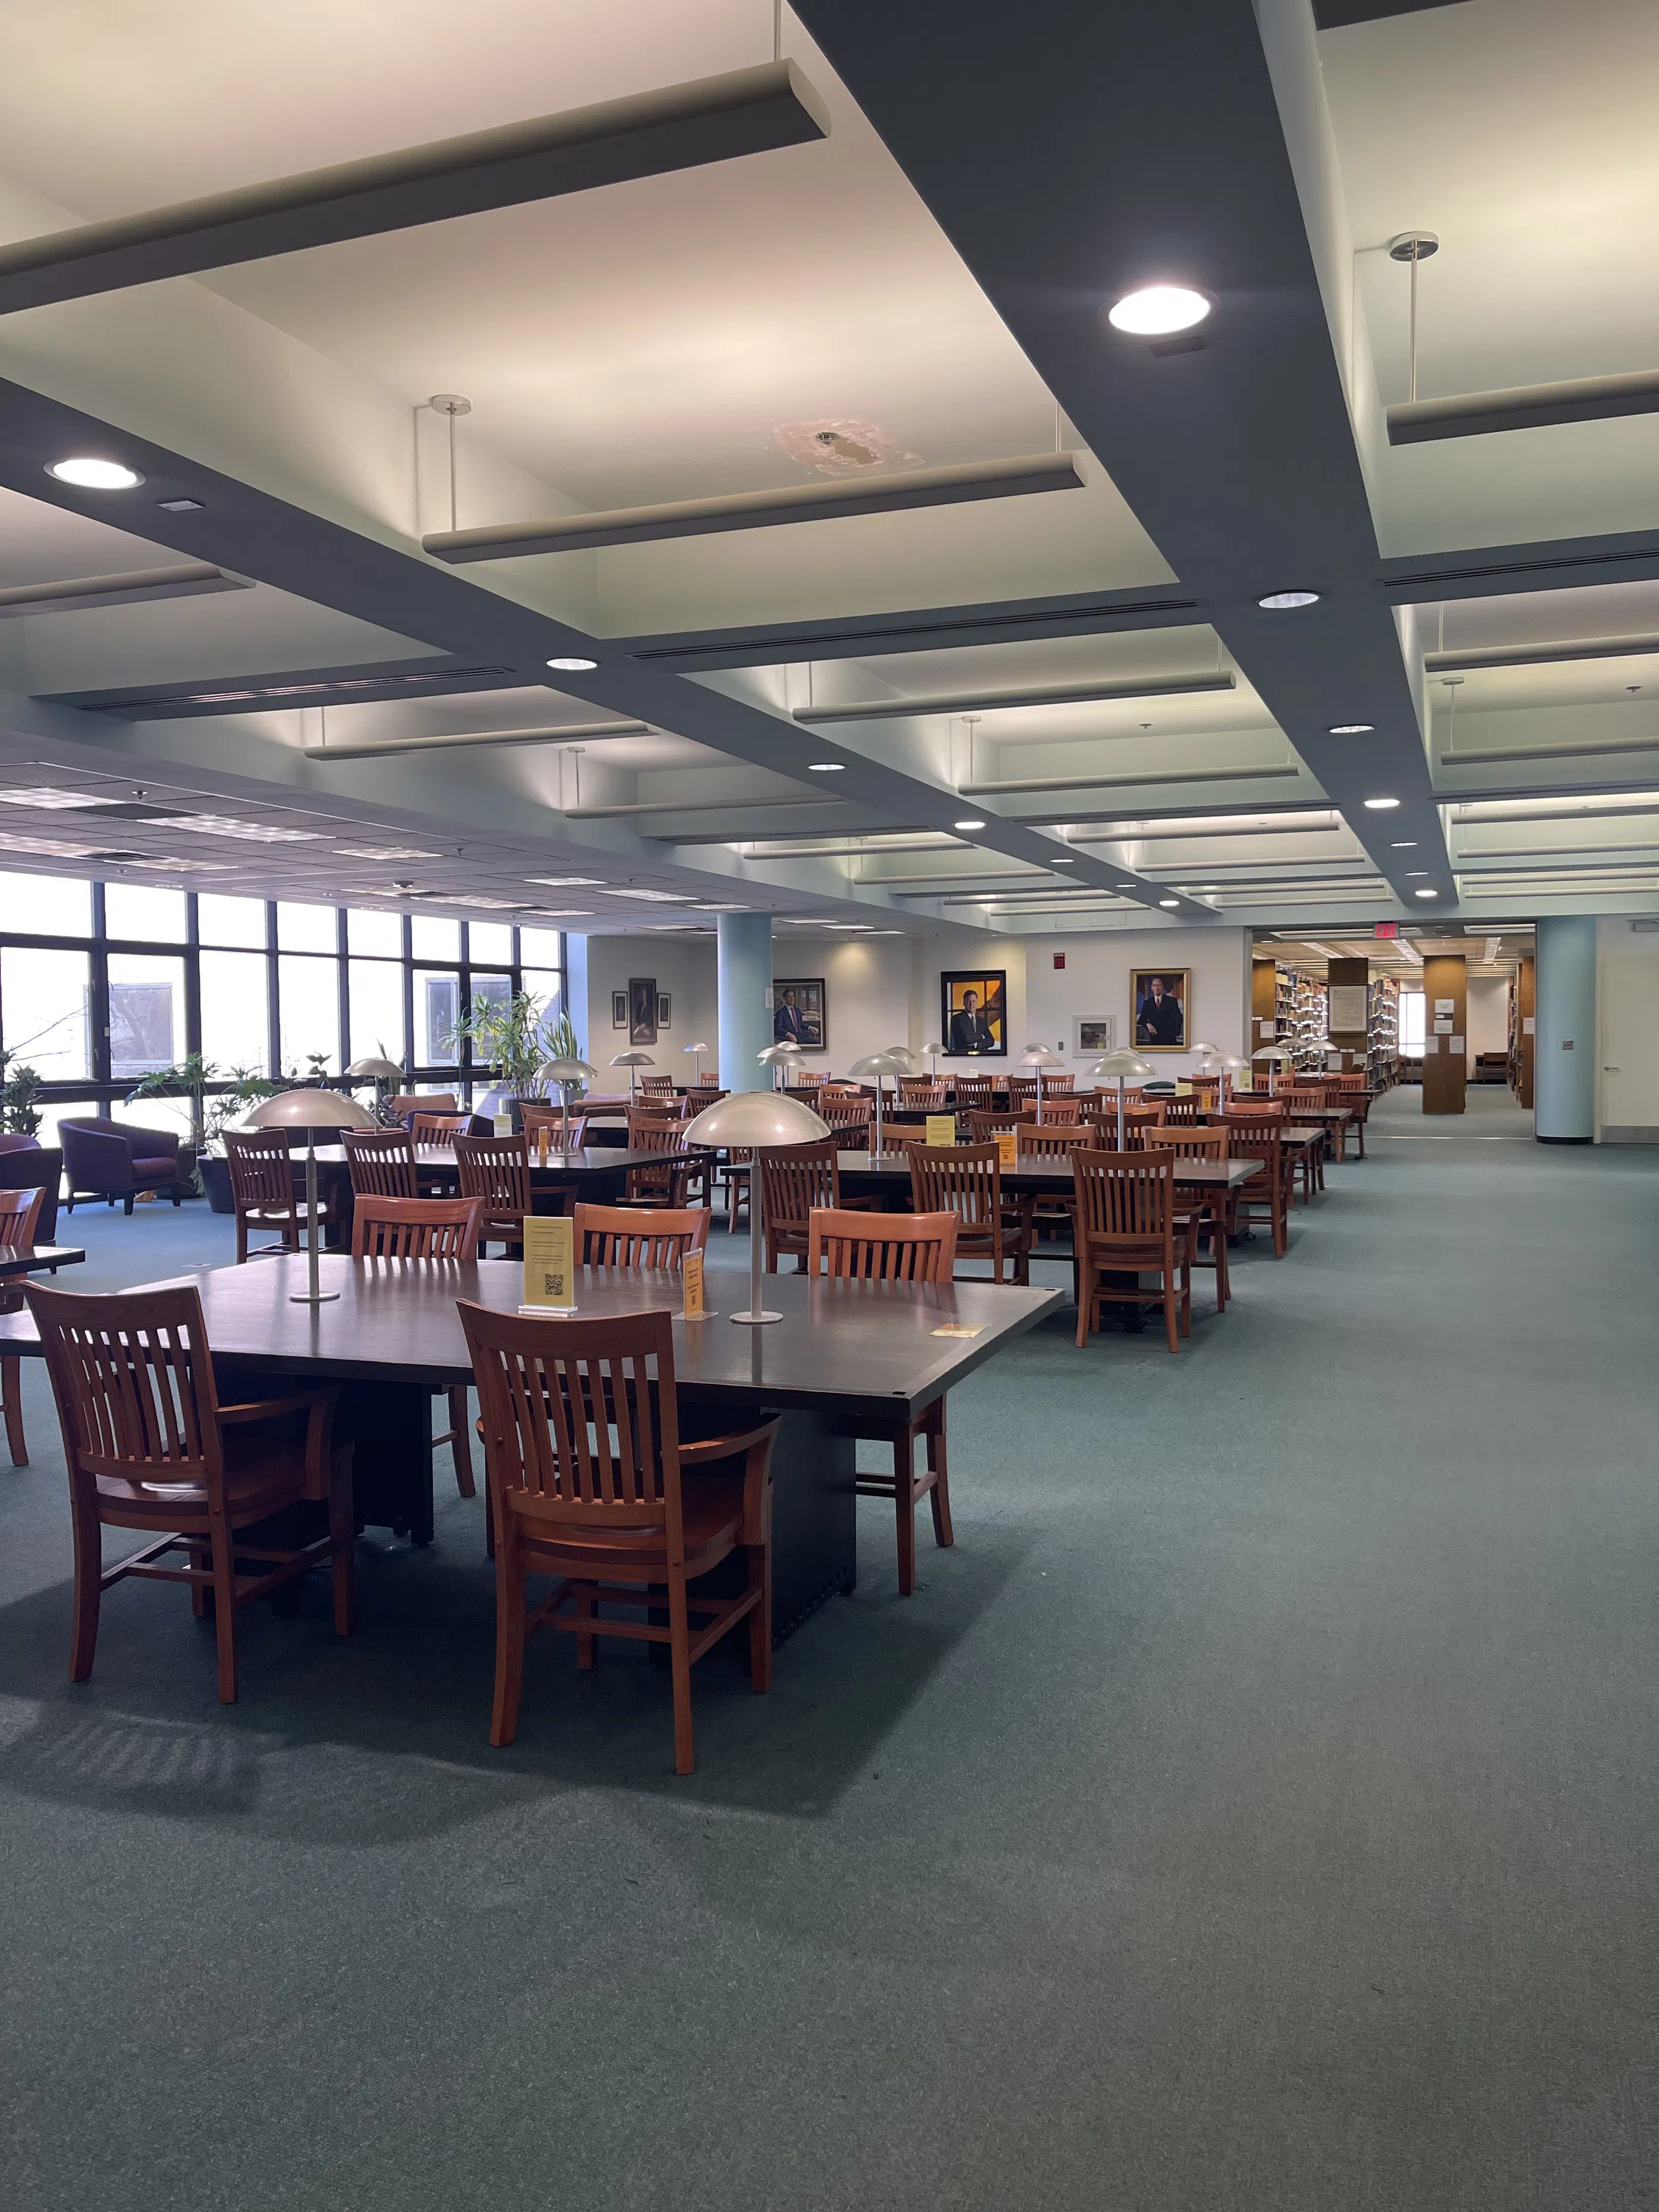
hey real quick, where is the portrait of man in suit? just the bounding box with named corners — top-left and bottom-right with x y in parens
top-left (1132, 970), bottom-right (1189, 1050)
top-left (771, 978), bottom-right (825, 1049)
top-left (942, 971), bottom-right (1007, 1057)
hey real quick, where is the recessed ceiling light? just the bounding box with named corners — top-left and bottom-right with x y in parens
top-left (1328, 723), bottom-right (1373, 735)
top-left (608, 888), bottom-right (691, 902)
top-left (335, 846), bottom-right (442, 861)
top-left (156, 496), bottom-right (204, 513)
top-left (546, 655), bottom-right (599, 672)
top-left (1363, 796), bottom-right (1400, 810)
top-left (1405, 870), bottom-right (1428, 877)
top-left (175, 815), bottom-right (325, 844)
top-left (1158, 898), bottom-right (1180, 908)
top-left (524, 909), bottom-right (592, 917)
top-left (1257, 590), bottom-right (1320, 611)
top-left (1390, 841), bottom-right (1418, 849)
top-left (0, 785), bottom-right (104, 810)
top-left (807, 762), bottom-right (844, 773)
top-left (1116, 882), bottom-right (1137, 889)
top-left (1415, 888), bottom-right (1438, 899)
top-left (1051, 857), bottom-right (1077, 864)
top-left (953, 817), bottom-right (987, 830)
top-left (525, 876), bottom-right (604, 888)
top-left (1105, 284), bottom-right (1212, 336)
top-left (47, 456), bottom-right (144, 490)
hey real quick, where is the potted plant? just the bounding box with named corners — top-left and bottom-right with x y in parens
top-left (0, 1053), bottom-right (43, 1138)
top-left (446, 989), bottom-right (557, 1125)
top-left (204, 1067), bottom-right (287, 1211)
top-left (127, 1051), bottom-right (218, 1197)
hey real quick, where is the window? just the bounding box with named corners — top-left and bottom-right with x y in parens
top-left (1399, 990), bottom-right (1426, 1056)
top-left (522, 970), bottom-right (563, 1051)
top-left (0, 872), bottom-right (91, 937)
top-left (108, 952), bottom-right (187, 1078)
top-left (348, 907), bottom-right (402, 957)
top-left (519, 927), bottom-right (563, 968)
top-left (201, 950), bottom-right (271, 1072)
top-left (2, 947), bottom-right (91, 1079)
top-left (199, 893), bottom-right (268, 948)
top-left (411, 914), bottom-right (459, 961)
top-left (349, 958), bottom-right (406, 1066)
top-left (419, 971), bottom-right (460, 1064)
top-left (277, 901), bottom-right (337, 953)
top-left (279, 954), bottom-right (340, 1075)
top-left (105, 883), bottom-right (187, 944)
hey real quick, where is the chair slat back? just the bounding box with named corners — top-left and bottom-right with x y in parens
top-left (1071, 1148), bottom-right (1175, 1242)
top-left (953, 1074), bottom-right (996, 1108)
top-left (757, 1139), bottom-right (839, 1239)
top-left (521, 1104), bottom-right (588, 1150)
top-left (459, 1301), bottom-right (682, 1534)
top-left (1039, 1097), bottom-right (1084, 1123)
top-left (630, 1119), bottom-right (691, 1155)
top-left (1006, 1077), bottom-right (1038, 1107)
top-left (967, 1109), bottom-right (1034, 1140)
top-left (390, 1092), bottom-right (455, 1118)
top-left (818, 1097), bottom-right (873, 1135)
top-left (1158, 1095), bottom-right (1208, 1125)
top-left (897, 1077), bottom-right (946, 1107)
top-left (352, 1193), bottom-right (483, 1259)
top-left (1019, 1126), bottom-right (1088, 1158)
top-left (806, 1207), bottom-right (959, 1281)
top-left (342, 1129), bottom-right (418, 1200)
top-left (1142, 1124), bottom-right (1228, 1158)
top-left (639, 1075), bottom-right (676, 1096)
top-left (223, 1130), bottom-right (294, 1212)
top-left (411, 1112), bottom-right (469, 1150)
top-left (26, 1281), bottom-right (222, 1490)
top-left (1225, 1099), bottom-right (1288, 1120)
top-left (908, 1141), bottom-right (1005, 1229)
top-left (1279, 1088), bottom-right (1327, 1116)
top-left (1039, 1072), bottom-right (1076, 1094)
top-left (0, 1183), bottom-right (44, 1251)
top-left (455, 1132), bottom-right (532, 1214)
top-left (573, 1203), bottom-right (709, 1270)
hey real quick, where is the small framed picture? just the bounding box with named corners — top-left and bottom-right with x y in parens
top-left (628, 976), bottom-right (658, 1046)
top-left (1130, 968), bottom-right (1191, 1052)
top-left (656, 993), bottom-right (672, 1029)
top-left (1073, 1015), bottom-right (1116, 1057)
top-left (611, 991), bottom-right (627, 1030)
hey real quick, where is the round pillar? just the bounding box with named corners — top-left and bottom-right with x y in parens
top-left (1534, 914), bottom-right (1596, 1143)
top-left (717, 912), bottom-right (773, 1093)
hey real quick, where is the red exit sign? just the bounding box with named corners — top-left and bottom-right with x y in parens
top-left (1374, 922), bottom-right (1398, 938)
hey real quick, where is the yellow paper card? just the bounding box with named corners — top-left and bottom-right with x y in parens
top-left (521, 1214), bottom-right (576, 1312)
top-left (682, 1248), bottom-right (706, 1320)
top-left (932, 1324), bottom-right (985, 1339)
top-left (995, 1130), bottom-right (1018, 1169)
top-left (1175, 1080), bottom-right (1192, 1096)
top-left (925, 1113), bottom-right (956, 1148)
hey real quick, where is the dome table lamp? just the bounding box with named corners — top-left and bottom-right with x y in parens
top-left (682, 1040), bottom-right (712, 1084)
top-left (1089, 1048), bottom-right (1155, 1149)
top-left (1211, 1051), bottom-right (1245, 1110)
top-left (682, 1088), bottom-right (830, 1324)
top-left (537, 1056), bottom-right (597, 1151)
top-left (610, 1048), bottom-right (655, 1101)
top-left (846, 1049), bottom-right (914, 1159)
top-left (1018, 1043), bottom-right (1063, 1124)
top-left (920, 1040), bottom-right (944, 1078)
top-left (344, 1054), bottom-right (405, 1124)
top-left (758, 1039), bottom-right (804, 1092)
top-left (1251, 1043), bottom-right (1296, 1099)
top-left (242, 1088), bottom-right (377, 1304)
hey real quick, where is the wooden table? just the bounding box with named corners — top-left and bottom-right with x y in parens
top-left (310, 1144), bottom-right (663, 1228)
top-left (0, 1256), bottom-right (1059, 1638)
top-left (834, 1151), bottom-right (1259, 1200)
top-left (0, 1244), bottom-right (83, 1278)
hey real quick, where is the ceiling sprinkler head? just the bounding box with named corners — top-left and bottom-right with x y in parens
top-left (1388, 232), bottom-right (1440, 262)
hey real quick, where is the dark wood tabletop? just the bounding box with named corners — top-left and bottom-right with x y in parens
top-left (0, 1244), bottom-right (84, 1278)
top-left (0, 1256), bottom-right (1061, 1424)
top-left (835, 1150), bottom-right (1259, 1193)
top-left (311, 1144), bottom-right (663, 1184)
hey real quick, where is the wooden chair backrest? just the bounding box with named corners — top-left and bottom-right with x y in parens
top-left (411, 1112), bottom-right (469, 1150)
top-left (352, 1193), bottom-right (484, 1259)
top-left (1144, 1124), bottom-right (1228, 1158)
top-left (1158, 1096), bottom-right (1208, 1125)
top-left (521, 1103), bottom-right (588, 1149)
top-left (953, 1074), bottom-right (996, 1107)
top-left (806, 1207), bottom-right (959, 1281)
top-left (1039, 1072), bottom-right (1075, 1093)
top-left (1019, 1126), bottom-right (1088, 1157)
top-left (1220, 1118), bottom-right (1284, 1183)
top-left (1279, 1089), bottom-right (1328, 1116)
top-left (1006, 1077), bottom-right (1038, 1106)
top-left (1071, 1148), bottom-right (1174, 1243)
top-left (223, 1130), bottom-right (294, 1212)
top-left (458, 1301), bottom-right (684, 1536)
top-left (818, 1097), bottom-right (873, 1132)
top-left (908, 1141), bottom-right (1006, 1230)
top-left (639, 1075), bottom-right (675, 1096)
top-left (573, 1203), bottom-right (709, 1270)
top-left (757, 1139), bottom-right (840, 1236)
top-left (1040, 1098), bottom-right (1084, 1123)
top-left (631, 1119), bottom-right (692, 1158)
top-left (454, 1132), bottom-right (532, 1214)
top-left (0, 1183), bottom-right (45, 1250)
top-left (1225, 1099), bottom-right (1287, 1119)
top-left (967, 1109), bottom-right (1034, 1139)
top-left (391, 1093), bottom-right (455, 1118)
top-left (897, 1077), bottom-right (946, 1105)
top-left (342, 1128), bottom-right (418, 1200)
top-left (27, 1280), bottom-right (223, 1496)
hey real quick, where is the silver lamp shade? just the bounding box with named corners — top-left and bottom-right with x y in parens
top-left (1088, 1048), bottom-right (1155, 1149)
top-left (921, 1039), bottom-right (944, 1076)
top-left (1252, 1041), bottom-right (1296, 1097)
top-left (682, 1040), bottom-right (712, 1082)
top-left (847, 1049), bottom-right (914, 1158)
top-left (682, 1089), bottom-right (830, 1324)
top-left (609, 1048), bottom-right (655, 1100)
top-left (344, 1054), bottom-right (403, 1083)
top-left (243, 1088), bottom-right (377, 1304)
top-left (1018, 1043), bottom-right (1062, 1123)
top-left (538, 1055), bottom-right (597, 1149)
top-left (757, 1039), bottom-right (804, 1091)
top-left (1211, 1049), bottom-right (1245, 1107)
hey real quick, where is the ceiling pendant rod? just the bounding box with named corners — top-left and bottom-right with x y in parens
top-left (1388, 232), bottom-right (1439, 407)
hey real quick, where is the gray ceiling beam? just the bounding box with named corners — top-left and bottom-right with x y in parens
top-left (793, 672), bottom-right (1235, 722)
top-left (0, 63), bottom-right (828, 315)
top-left (794, 0), bottom-right (1454, 906)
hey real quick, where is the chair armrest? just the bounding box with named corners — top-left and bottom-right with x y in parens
top-left (678, 1418), bottom-right (782, 1467)
top-left (681, 1418), bottom-right (780, 1545)
top-left (220, 1386), bottom-right (341, 1498)
top-left (65, 1125), bottom-right (135, 1189)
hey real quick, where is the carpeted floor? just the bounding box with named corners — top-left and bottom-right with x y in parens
top-left (2, 1090), bottom-right (1655, 2209)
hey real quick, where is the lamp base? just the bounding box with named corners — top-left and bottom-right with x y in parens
top-left (289, 1290), bottom-right (341, 1304)
top-left (729, 1309), bottom-right (782, 1326)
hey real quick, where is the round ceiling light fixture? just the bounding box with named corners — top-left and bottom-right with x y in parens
top-left (807, 762), bottom-right (844, 772)
top-left (47, 456), bottom-right (144, 490)
top-left (953, 817), bottom-right (987, 830)
top-left (1051, 855), bottom-right (1077, 863)
top-left (1328, 723), bottom-right (1374, 735)
top-left (1158, 898), bottom-right (1180, 909)
top-left (1105, 284), bottom-right (1213, 336)
top-left (1363, 796), bottom-right (1401, 810)
top-left (1257, 589), bottom-right (1320, 611)
top-left (1414, 887), bottom-right (1438, 899)
top-left (1391, 841), bottom-right (1418, 849)
top-left (546, 655), bottom-right (599, 672)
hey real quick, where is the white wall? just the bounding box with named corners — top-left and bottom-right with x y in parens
top-left (1023, 928), bottom-right (1252, 1076)
top-left (1465, 975), bottom-right (1509, 1061)
top-left (1597, 919), bottom-right (1659, 1140)
top-left (771, 936), bottom-right (922, 1076)
top-left (571, 936), bottom-right (718, 1078)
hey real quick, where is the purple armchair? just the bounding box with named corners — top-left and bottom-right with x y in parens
top-left (60, 1118), bottom-right (189, 1215)
top-left (0, 1136), bottom-right (60, 1242)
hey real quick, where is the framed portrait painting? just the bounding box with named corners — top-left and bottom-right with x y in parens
top-left (611, 991), bottom-right (627, 1030)
top-left (1130, 967), bottom-right (1190, 1051)
top-left (941, 969), bottom-right (1007, 1058)
top-left (627, 975), bottom-right (658, 1046)
top-left (770, 978), bottom-right (826, 1051)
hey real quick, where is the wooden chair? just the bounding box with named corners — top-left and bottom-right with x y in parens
top-left (342, 1127), bottom-right (418, 1200)
top-left (390, 1092), bottom-right (455, 1120)
top-left (1278, 1090), bottom-right (1331, 1197)
top-left (456, 1131), bottom-right (539, 1255)
top-left (953, 1074), bottom-right (996, 1110)
top-left (352, 1194), bottom-right (486, 1499)
top-left (967, 1108), bottom-right (1034, 1141)
top-left (1006, 1077), bottom-right (1038, 1110)
top-left (908, 1142), bottom-right (1033, 1286)
top-left (897, 1077), bottom-right (946, 1109)
top-left (758, 1138), bottom-right (860, 1273)
top-left (1071, 1149), bottom-right (1189, 1353)
top-left (1040, 1097), bottom-right (1084, 1124)
top-left (411, 1111), bottom-right (469, 1150)
top-left (458, 1302), bottom-right (779, 1772)
top-left (1220, 1115), bottom-right (1290, 1257)
top-left (521, 1104), bottom-right (591, 1157)
top-left (223, 1129), bottom-right (323, 1264)
top-left (1159, 1094), bottom-right (1208, 1126)
top-left (639, 1075), bottom-right (676, 1099)
top-left (0, 1185), bottom-right (44, 1464)
top-left (26, 1281), bottom-right (355, 1703)
top-left (625, 1121), bottom-right (699, 1210)
top-left (804, 1208), bottom-right (959, 1596)
top-left (1039, 1072), bottom-right (1076, 1096)
top-left (574, 1203), bottom-right (709, 1269)
top-left (1150, 1125), bottom-right (1231, 1311)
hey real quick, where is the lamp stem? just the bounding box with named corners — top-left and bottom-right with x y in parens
top-left (307, 1136), bottom-right (319, 1300)
top-left (1117, 1077), bottom-right (1126, 1151)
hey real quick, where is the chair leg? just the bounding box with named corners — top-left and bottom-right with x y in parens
top-left (123, 1196), bottom-right (134, 1217)
top-left (330, 1458), bottom-right (356, 1638)
top-left (667, 1571), bottom-right (695, 1775)
top-left (926, 1400), bottom-right (953, 1547)
top-left (1211, 1211), bottom-right (1231, 1310)
top-left (1, 1355), bottom-right (24, 1466)
top-left (490, 1537), bottom-right (526, 1748)
top-left (576, 1590), bottom-right (596, 1670)
top-left (68, 1494), bottom-right (102, 1681)
top-left (447, 1385), bottom-right (476, 1497)
top-left (209, 1522), bottom-right (239, 1704)
top-left (1164, 1273), bottom-right (1180, 1354)
top-left (894, 1432), bottom-right (917, 1596)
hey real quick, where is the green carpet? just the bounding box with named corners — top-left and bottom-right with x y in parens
top-left (1, 1091), bottom-right (1654, 2208)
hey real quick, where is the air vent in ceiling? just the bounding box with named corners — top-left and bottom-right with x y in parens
top-left (89, 664), bottom-right (515, 713)
top-left (1383, 547), bottom-right (1659, 591)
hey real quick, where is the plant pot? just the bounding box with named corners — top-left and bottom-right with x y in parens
top-left (201, 1153), bottom-right (235, 1214)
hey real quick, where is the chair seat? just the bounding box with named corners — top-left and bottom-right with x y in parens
top-left (512, 1470), bottom-right (744, 1578)
top-left (131, 1156), bottom-right (181, 1181)
top-left (92, 1432), bottom-right (333, 1528)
